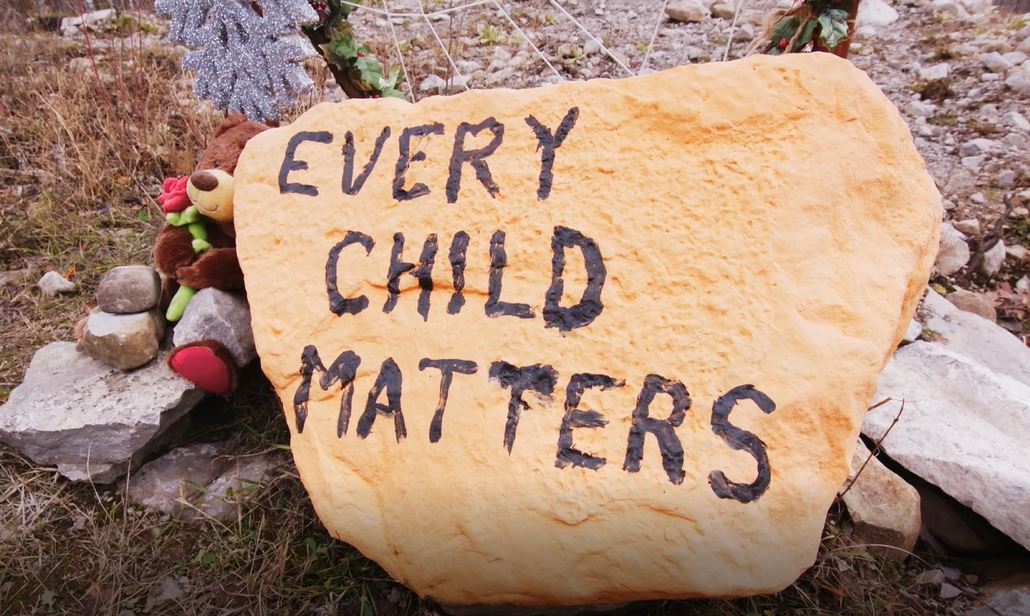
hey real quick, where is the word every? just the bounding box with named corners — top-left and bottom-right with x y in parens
top-left (293, 347), bottom-right (779, 503)
top-left (278, 107), bottom-right (580, 202)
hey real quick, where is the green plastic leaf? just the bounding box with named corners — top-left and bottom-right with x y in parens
top-left (330, 35), bottom-right (359, 60)
top-left (793, 18), bottom-right (818, 51)
top-left (770, 15), bottom-right (799, 42)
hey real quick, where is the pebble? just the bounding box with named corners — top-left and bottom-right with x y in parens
top-left (96, 265), bottom-right (161, 314)
top-left (961, 155), bottom-right (985, 171)
top-left (906, 100), bottom-right (937, 117)
top-left (953, 219), bottom-right (980, 235)
top-left (1006, 63), bottom-right (1030, 96)
top-left (981, 52), bottom-right (1012, 72)
top-left (982, 239), bottom-right (1006, 275)
top-left (37, 271), bottom-right (76, 296)
top-left (947, 289), bottom-right (997, 321)
top-left (666, 0), bottom-right (709, 23)
top-left (1006, 245), bottom-right (1028, 261)
top-left (935, 222), bottom-right (971, 276)
top-left (996, 170), bottom-right (1017, 189)
top-left (1007, 111), bottom-right (1030, 132)
top-left (918, 63), bottom-right (950, 81)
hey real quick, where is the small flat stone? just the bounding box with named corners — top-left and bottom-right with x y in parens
top-left (0, 342), bottom-right (204, 483)
top-left (946, 289), bottom-right (996, 322)
top-left (96, 265), bottom-right (162, 314)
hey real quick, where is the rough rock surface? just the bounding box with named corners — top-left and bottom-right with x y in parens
top-left (234, 55), bottom-right (940, 605)
top-left (37, 270), bottom-right (76, 295)
top-left (81, 309), bottom-right (164, 370)
top-left (934, 222), bottom-right (970, 276)
top-left (856, 0), bottom-right (899, 29)
top-left (0, 342), bottom-right (205, 483)
top-left (126, 442), bottom-right (229, 514)
top-left (840, 440), bottom-right (920, 560)
top-left (193, 453), bottom-right (281, 520)
top-left (172, 289), bottom-right (255, 366)
top-left (864, 342), bottom-right (1030, 550)
top-left (126, 443), bottom-right (281, 521)
top-left (666, 0), bottom-right (709, 23)
top-left (919, 289), bottom-right (1030, 387)
top-left (96, 265), bottom-right (161, 314)
top-left (945, 289), bottom-right (996, 321)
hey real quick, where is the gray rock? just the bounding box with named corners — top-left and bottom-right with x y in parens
top-left (930, 0), bottom-right (968, 17)
top-left (903, 319), bottom-right (922, 342)
top-left (0, 342), bottom-right (204, 483)
top-left (173, 289), bottom-right (255, 366)
top-left (60, 8), bottom-right (115, 35)
top-left (193, 453), bottom-right (281, 521)
top-left (1002, 51), bottom-right (1028, 66)
top-left (971, 574), bottom-right (1030, 616)
top-left (96, 265), bottom-right (161, 314)
top-left (666, 0), bottom-right (709, 23)
top-left (1007, 244), bottom-right (1028, 261)
top-left (920, 289), bottom-right (1030, 387)
top-left (840, 440), bottom-right (920, 560)
top-left (982, 51), bottom-right (1013, 73)
top-left (1006, 63), bottom-right (1030, 96)
top-left (906, 99), bottom-right (936, 117)
top-left (996, 169), bottom-right (1017, 189)
top-left (856, 0), bottom-right (899, 28)
top-left (864, 342), bottom-right (1030, 550)
top-left (918, 62), bottom-right (950, 81)
top-left (959, 137), bottom-right (1000, 156)
top-left (419, 74), bottom-right (447, 92)
top-left (1007, 111), bottom-right (1030, 132)
top-left (982, 239), bottom-right (1006, 275)
top-left (946, 289), bottom-right (996, 321)
top-left (1016, 275), bottom-right (1029, 294)
top-left (961, 155), bottom-right (985, 171)
top-left (81, 310), bottom-right (164, 370)
top-left (934, 222), bottom-right (970, 276)
top-left (126, 442), bottom-right (229, 514)
top-left (952, 218), bottom-right (980, 235)
top-left (37, 271), bottom-right (76, 296)
top-left (940, 582), bottom-right (961, 599)
top-left (710, 2), bottom-right (736, 19)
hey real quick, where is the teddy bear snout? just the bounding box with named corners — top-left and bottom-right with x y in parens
top-left (190, 170), bottom-right (219, 192)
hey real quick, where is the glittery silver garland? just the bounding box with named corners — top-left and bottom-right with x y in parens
top-left (155, 0), bottom-right (318, 122)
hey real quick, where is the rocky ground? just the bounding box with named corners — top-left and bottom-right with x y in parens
top-left (0, 1), bottom-right (1029, 614)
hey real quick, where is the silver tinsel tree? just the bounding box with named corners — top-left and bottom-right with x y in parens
top-left (155, 0), bottom-right (318, 122)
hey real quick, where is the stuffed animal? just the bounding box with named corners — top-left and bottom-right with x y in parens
top-left (154, 114), bottom-right (268, 395)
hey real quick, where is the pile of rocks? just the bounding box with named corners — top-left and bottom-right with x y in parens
top-left (841, 287), bottom-right (1030, 566)
top-left (80, 265), bottom-right (165, 370)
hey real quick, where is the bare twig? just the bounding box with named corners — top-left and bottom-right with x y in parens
top-left (839, 397), bottom-right (906, 498)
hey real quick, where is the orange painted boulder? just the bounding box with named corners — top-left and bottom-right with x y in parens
top-left (233, 53), bottom-right (940, 606)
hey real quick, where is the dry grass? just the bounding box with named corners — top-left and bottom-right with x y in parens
top-left (0, 10), bottom-right (984, 616)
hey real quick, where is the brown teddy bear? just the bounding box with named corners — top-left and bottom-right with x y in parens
top-left (153, 114), bottom-right (268, 395)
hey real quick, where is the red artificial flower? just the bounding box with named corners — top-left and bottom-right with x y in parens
top-left (158, 175), bottom-right (191, 214)
top-left (777, 37), bottom-right (789, 50)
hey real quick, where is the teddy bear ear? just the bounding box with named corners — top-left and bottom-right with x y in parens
top-left (214, 113), bottom-right (248, 137)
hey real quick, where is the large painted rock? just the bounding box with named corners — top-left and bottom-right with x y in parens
top-left (233, 54), bottom-right (940, 606)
